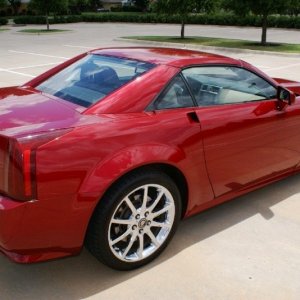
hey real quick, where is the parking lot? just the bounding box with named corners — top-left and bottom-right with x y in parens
top-left (0, 23), bottom-right (300, 300)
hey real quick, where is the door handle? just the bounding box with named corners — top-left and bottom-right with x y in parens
top-left (187, 112), bottom-right (200, 123)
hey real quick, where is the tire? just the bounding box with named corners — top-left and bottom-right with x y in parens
top-left (85, 169), bottom-right (182, 271)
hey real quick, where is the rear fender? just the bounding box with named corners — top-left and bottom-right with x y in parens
top-left (78, 140), bottom-right (215, 241)
top-left (78, 143), bottom-right (185, 199)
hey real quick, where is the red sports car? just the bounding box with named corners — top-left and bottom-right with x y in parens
top-left (0, 47), bottom-right (299, 270)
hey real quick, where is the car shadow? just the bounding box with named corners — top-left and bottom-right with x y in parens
top-left (0, 173), bottom-right (299, 300)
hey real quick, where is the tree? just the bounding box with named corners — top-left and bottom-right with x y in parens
top-left (29, 0), bottom-right (68, 30)
top-left (194, 0), bottom-right (220, 14)
top-left (248, 0), bottom-right (291, 45)
top-left (221, 0), bottom-right (249, 17)
top-left (222, 0), bottom-right (292, 45)
top-left (154, 0), bottom-right (195, 39)
top-left (7, 0), bottom-right (21, 15)
top-left (69, 0), bottom-right (89, 14)
top-left (134, 0), bottom-right (149, 11)
top-left (288, 0), bottom-right (300, 16)
top-left (88, 0), bottom-right (103, 11)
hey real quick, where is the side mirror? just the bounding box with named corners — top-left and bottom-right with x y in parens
top-left (277, 86), bottom-right (296, 105)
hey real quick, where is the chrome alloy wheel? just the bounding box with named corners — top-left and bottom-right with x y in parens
top-left (108, 184), bottom-right (175, 262)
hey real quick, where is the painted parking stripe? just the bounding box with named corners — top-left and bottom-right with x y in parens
top-left (8, 62), bottom-right (62, 71)
top-left (64, 44), bottom-right (95, 49)
top-left (0, 68), bottom-right (34, 78)
top-left (9, 50), bottom-right (69, 60)
top-left (266, 62), bottom-right (300, 71)
top-left (255, 65), bottom-right (272, 69)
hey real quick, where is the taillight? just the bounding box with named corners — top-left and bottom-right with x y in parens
top-left (7, 139), bottom-right (36, 201)
top-left (0, 136), bottom-right (9, 193)
top-left (23, 149), bottom-right (32, 196)
top-left (0, 129), bottom-right (71, 201)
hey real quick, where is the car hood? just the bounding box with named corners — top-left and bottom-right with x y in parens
top-left (0, 87), bottom-right (93, 137)
top-left (273, 78), bottom-right (300, 95)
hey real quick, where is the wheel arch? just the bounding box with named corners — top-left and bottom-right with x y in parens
top-left (84, 165), bottom-right (185, 270)
top-left (79, 144), bottom-right (191, 247)
top-left (95, 163), bottom-right (189, 219)
top-left (79, 143), bottom-right (190, 217)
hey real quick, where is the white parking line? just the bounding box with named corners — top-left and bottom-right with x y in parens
top-left (0, 68), bottom-right (34, 78)
top-left (266, 62), bottom-right (300, 72)
top-left (8, 62), bottom-right (62, 71)
top-left (64, 44), bottom-right (95, 49)
top-left (9, 50), bottom-right (69, 60)
top-left (255, 65), bottom-right (272, 69)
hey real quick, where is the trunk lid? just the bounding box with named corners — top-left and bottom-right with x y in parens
top-left (0, 87), bottom-right (90, 137)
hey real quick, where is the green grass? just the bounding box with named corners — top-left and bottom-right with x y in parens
top-left (125, 36), bottom-right (300, 53)
top-left (18, 29), bottom-right (71, 34)
top-left (0, 28), bottom-right (9, 32)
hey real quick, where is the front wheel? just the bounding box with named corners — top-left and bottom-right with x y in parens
top-left (85, 170), bottom-right (181, 270)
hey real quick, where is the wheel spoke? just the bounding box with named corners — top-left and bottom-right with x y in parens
top-left (110, 228), bottom-right (131, 246)
top-left (125, 197), bottom-right (137, 215)
top-left (151, 205), bottom-right (170, 219)
top-left (150, 221), bottom-right (171, 229)
top-left (108, 183), bottom-right (176, 263)
top-left (111, 218), bottom-right (133, 226)
top-left (141, 185), bottom-right (148, 212)
top-left (122, 232), bottom-right (138, 258)
top-left (148, 190), bottom-right (164, 213)
top-left (147, 230), bottom-right (160, 247)
top-left (137, 234), bottom-right (144, 259)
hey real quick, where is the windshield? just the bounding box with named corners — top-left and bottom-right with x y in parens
top-left (36, 54), bottom-right (155, 107)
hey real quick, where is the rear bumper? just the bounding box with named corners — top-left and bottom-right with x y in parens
top-left (0, 195), bottom-right (84, 263)
top-left (0, 196), bottom-right (27, 247)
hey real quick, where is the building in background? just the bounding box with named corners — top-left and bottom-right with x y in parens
top-left (102, 1), bottom-right (134, 10)
top-left (102, 1), bottom-right (119, 10)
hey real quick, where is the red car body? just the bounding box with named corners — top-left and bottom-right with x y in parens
top-left (0, 47), bottom-right (299, 264)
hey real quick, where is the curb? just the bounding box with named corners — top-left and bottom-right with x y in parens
top-left (116, 38), bottom-right (300, 58)
top-left (13, 30), bottom-right (72, 35)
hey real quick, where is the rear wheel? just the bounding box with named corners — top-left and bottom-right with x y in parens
top-left (85, 170), bottom-right (181, 270)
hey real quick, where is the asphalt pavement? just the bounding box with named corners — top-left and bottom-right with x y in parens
top-left (0, 22), bottom-right (299, 300)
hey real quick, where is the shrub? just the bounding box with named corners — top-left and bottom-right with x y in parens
top-left (12, 12), bottom-right (300, 30)
top-left (110, 6), bottom-right (142, 12)
top-left (14, 15), bottom-right (83, 25)
top-left (0, 17), bottom-right (8, 25)
top-left (14, 15), bottom-right (47, 24)
top-left (110, 6), bottom-right (122, 12)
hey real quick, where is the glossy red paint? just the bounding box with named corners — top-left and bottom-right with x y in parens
top-left (90, 47), bottom-right (240, 67)
top-left (0, 47), bottom-right (299, 263)
top-left (273, 77), bottom-right (300, 95)
top-left (195, 100), bottom-right (300, 197)
top-left (86, 65), bottom-right (179, 114)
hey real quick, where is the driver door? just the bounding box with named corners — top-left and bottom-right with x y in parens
top-left (182, 66), bottom-right (300, 197)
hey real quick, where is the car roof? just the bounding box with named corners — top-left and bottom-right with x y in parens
top-left (90, 47), bottom-right (242, 68)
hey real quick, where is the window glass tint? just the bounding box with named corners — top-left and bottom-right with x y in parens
top-left (153, 75), bottom-right (194, 110)
top-left (182, 66), bottom-right (277, 106)
top-left (36, 54), bottom-right (155, 107)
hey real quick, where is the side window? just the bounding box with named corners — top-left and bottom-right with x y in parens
top-left (153, 75), bottom-right (195, 110)
top-left (182, 66), bottom-right (277, 106)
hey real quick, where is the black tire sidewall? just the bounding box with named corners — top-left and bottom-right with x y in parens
top-left (86, 170), bottom-right (182, 271)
